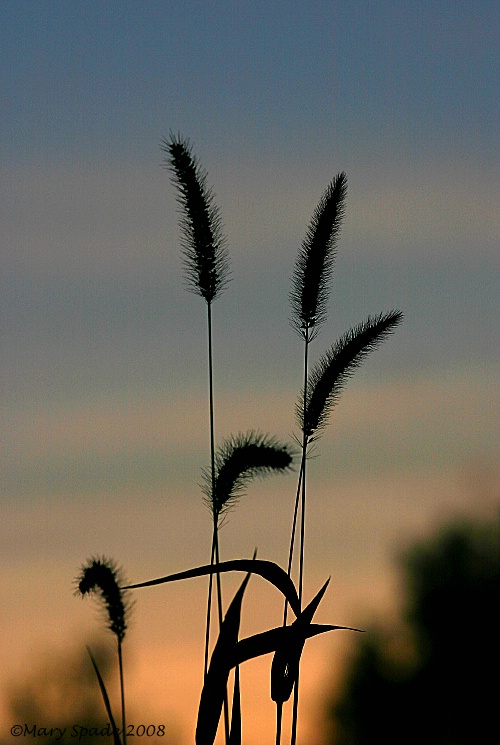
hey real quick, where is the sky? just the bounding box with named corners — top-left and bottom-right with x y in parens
top-left (1, 2), bottom-right (498, 743)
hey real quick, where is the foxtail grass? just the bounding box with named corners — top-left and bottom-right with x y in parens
top-left (75, 137), bottom-right (402, 745)
top-left (285, 174), bottom-right (402, 744)
top-left (163, 134), bottom-right (230, 735)
top-left (300, 311), bottom-right (403, 438)
top-left (290, 172), bottom-right (347, 341)
top-left (288, 173), bottom-right (347, 617)
top-left (77, 557), bottom-right (132, 745)
top-left (202, 431), bottom-right (294, 524)
top-left (283, 172), bottom-right (347, 745)
top-left (162, 134), bottom-right (229, 304)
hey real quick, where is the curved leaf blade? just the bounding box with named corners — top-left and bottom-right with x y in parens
top-left (228, 666), bottom-right (241, 745)
top-left (86, 647), bottom-right (122, 745)
top-left (271, 579), bottom-right (331, 703)
top-left (196, 572), bottom-right (251, 745)
top-left (231, 623), bottom-right (358, 667)
top-left (123, 557), bottom-right (300, 616)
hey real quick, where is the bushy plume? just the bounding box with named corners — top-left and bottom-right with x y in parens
top-left (76, 557), bottom-right (132, 643)
top-left (203, 431), bottom-right (295, 521)
top-left (163, 134), bottom-right (229, 303)
top-left (300, 311), bottom-right (403, 437)
top-left (290, 173), bottom-right (347, 339)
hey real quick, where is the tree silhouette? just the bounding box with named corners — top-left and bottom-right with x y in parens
top-left (325, 515), bottom-right (500, 745)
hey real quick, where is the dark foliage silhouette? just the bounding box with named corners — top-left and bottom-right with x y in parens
top-left (325, 516), bottom-right (500, 745)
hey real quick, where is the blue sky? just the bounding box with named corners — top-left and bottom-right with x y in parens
top-left (2, 0), bottom-right (497, 400)
top-left (1, 2), bottom-right (498, 741)
top-left (2, 1), bottom-right (498, 159)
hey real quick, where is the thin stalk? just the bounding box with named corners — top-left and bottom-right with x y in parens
top-left (285, 330), bottom-right (310, 598)
top-left (275, 704), bottom-right (283, 745)
top-left (208, 304), bottom-right (225, 638)
top-left (290, 674), bottom-right (300, 745)
top-left (204, 301), bottom-right (216, 678)
top-left (289, 331), bottom-right (310, 596)
top-left (290, 333), bottom-right (310, 745)
top-left (280, 438), bottom-right (305, 745)
top-left (275, 453), bottom-right (304, 745)
top-left (208, 302), bottom-right (216, 541)
top-left (203, 535), bottom-right (216, 676)
top-left (118, 639), bottom-right (126, 745)
top-left (214, 525), bottom-right (230, 744)
top-left (284, 458), bottom-right (305, 623)
top-left (204, 301), bottom-right (230, 744)
top-left (296, 446), bottom-right (307, 600)
top-left (280, 333), bottom-right (310, 745)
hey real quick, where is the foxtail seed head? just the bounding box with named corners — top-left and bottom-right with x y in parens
top-left (77, 557), bottom-right (132, 643)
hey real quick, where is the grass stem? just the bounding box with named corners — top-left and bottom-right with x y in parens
top-left (118, 639), bottom-right (126, 745)
top-left (289, 333), bottom-right (310, 744)
top-left (205, 301), bottom-right (230, 744)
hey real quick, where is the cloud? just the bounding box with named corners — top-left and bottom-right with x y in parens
top-left (3, 363), bottom-right (496, 502)
top-left (2, 150), bottom-right (497, 284)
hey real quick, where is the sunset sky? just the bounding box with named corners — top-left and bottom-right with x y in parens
top-left (1, 2), bottom-right (498, 743)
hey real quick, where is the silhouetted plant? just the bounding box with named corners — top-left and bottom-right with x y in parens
top-left (76, 557), bottom-right (132, 745)
top-left (162, 135), bottom-right (229, 724)
top-left (285, 173), bottom-right (401, 745)
top-left (324, 517), bottom-right (500, 745)
top-left (75, 136), bottom-right (402, 745)
top-left (203, 431), bottom-right (294, 523)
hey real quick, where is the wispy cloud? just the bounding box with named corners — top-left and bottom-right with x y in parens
top-left (3, 364), bottom-right (496, 500)
top-left (3, 151), bottom-right (497, 284)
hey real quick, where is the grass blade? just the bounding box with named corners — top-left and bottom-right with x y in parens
top-left (232, 623), bottom-right (360, 667)
top-left (271, 579), bottom-right (331, 703)
top-left (228, 665), bottom-right (242, 745)
top-left (196, 571), bottom-right (251, 745)
top-left (86, 647), bottom-right (122, 745)
top-left (123, 557), bottom-right (301, 617)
